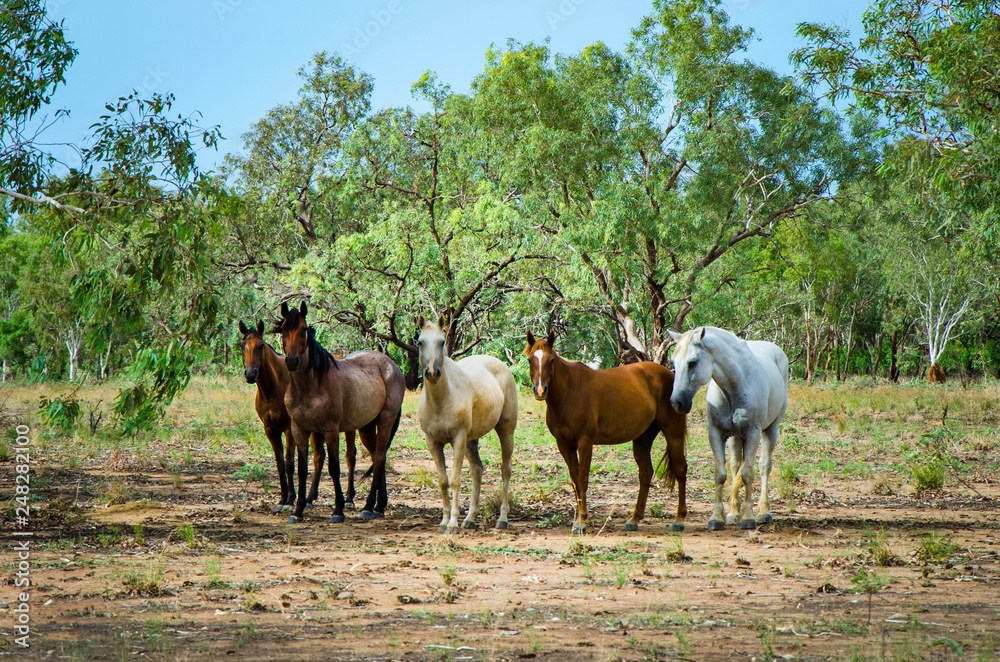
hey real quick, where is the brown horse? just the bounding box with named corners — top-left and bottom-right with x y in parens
top-left (274, 301), bottom-right (405, 524)
top-left (525, 331), bottom-right (687, 534)
top-left (238, 321), bottom-right (363, 510)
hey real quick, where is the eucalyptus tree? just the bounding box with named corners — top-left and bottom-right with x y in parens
top-left (287, 74), bottom-right (545, 386)
top-left (793, 0), bottom-right (1000, 246)
top-left (2, 0), bottom-right (225, 432)
top-left (471, 0), bottom-right (869, 365)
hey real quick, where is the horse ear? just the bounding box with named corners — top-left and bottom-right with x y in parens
top-left (546, 330), bottom-right (556, 348)
top-left (300, 301), bottom-right (308, 318)
top-left (437, 314), bottom-right (445, 329)
top-left (256, 320), bottom-right (265, 336)
top-left (280, 301), bottom-right (289, 317)
top-left (417, 314), bottom-right (426, 329)
top-left (667, 329), bottom-right (682, 342)
top-left (238, 320), bottom-right (248, 336)
top-left (525, 331), bottom-right (536, 354)
top-left (699, 327), bottom-right (706, 341)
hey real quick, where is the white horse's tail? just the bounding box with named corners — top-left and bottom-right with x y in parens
top-left (729, 464), bottom-right (744, 504)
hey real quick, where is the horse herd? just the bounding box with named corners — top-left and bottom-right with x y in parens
top-left (238, 301), bottom-right (789, 534)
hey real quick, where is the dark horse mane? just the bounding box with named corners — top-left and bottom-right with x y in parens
top-left (306, 327), bottom-right (338, 375)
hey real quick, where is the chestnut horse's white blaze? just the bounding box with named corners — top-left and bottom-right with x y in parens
top-left (417, 315), bottom-right (517, 533)
top-left (668, 326), bottom-right (788, 531)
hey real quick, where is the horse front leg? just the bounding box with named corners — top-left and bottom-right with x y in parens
top-left (306, 433), bottom-right (325, 506)
top-left (325, 429), bottom-right (346, 523)
top-left (442, 433), bottom-right (468, 534)
top-left (726, 437), bottom-right (743, 526)
top-left (462, 438), bottom-right (483, 530)
top-left (555, 440), bottom-right (585, 534)
top-left (706, 424), bottom-right (728, 531)
top-left (425, 435), bottom-right (452, 532)
top-left (283, 430), bottom-right (296, 510)
top-left (265, 427), bottom-right (289, 512)
top-left (289, 425), bottom-right (310, 524)
top-left (738, 427), bottom-right (762, 529)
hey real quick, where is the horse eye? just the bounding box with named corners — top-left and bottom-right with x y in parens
top-left (687, 360), bottom-right (697, 369)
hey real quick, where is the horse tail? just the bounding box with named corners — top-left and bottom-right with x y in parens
top-left (729, 464), bottom-right (744, 504)
top-left (361, 407), bottom-right (402, 481)
top-left (655, 424), bottom-right (685, 493)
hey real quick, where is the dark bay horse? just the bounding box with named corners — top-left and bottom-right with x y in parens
top-left (525, 331), bottom-right (688, 534)
top-left (274, 301), bottom-right (405, 524)
top-left (238, 320), bottom-right (361, 510)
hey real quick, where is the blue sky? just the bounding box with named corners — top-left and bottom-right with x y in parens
top-left (41, 0), bottom-right (871, 172)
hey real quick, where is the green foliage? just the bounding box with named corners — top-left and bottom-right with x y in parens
top-left (113, 339), bottom-right (195, 436)
top-left (794, 0), bottom-right (1000, 243)
top-left (38, 391), bottom-right (82, 432)
top-left (915, 532), bottom-right (959, 565)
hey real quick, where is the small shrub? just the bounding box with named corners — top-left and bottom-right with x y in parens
top-left (915, 533), bottom-right (959, 564)
top-left (39, 392), bottom-right (83, 432)
top-left (101, 478), bottom-right (132, 506)
top-left (865, 529), bottom-right (903, 567)
top-left (176, 522), bottom-right (196, 547)
top-left (909, 460), bottom-right (945, 492)
top-left (122, 560), bottom-right (168, 597)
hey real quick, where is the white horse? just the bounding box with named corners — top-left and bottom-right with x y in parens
top-left (417, 315), bottom-right (517, 533)
top-left (668, 326), bottom-right (788, 530)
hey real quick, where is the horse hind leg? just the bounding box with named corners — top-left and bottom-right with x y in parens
top-left (494, 421), bottom-right (515, 530)
top-left (461, 438), bottom-right (483, 530)
top-left (737, 428), bottom-right (762, 530)
top-left (755, 422), bottom-right (779, 526)
top-left (358, 423), bottom-right (384, 519)
top-left (344, 431), bottom-right (357, 509)
top-left (624, 422), bottom-right (658, 532)
top-left (658, 410), bottom-right (688, 532)
top-left (726, 437), bottom-right (743, 526)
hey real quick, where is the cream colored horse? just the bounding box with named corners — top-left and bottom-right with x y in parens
top-left (417, 315), bottom-right (517, 533)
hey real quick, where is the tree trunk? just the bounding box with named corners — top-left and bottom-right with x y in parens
top-left (889, 331), bottom-right (900, 382)
top-left (928, 363), bottom-right (946, 384)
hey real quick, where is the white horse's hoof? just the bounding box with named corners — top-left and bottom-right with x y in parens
top-left (495, 521), bottom-right (509, 530)
top-left (437, 524), bottom-right (447, 533)
top-left (461, 520), bottom-right (476, 530)
top-left (757, 513), bottom-right (773, 526)
top-left (739, 519), bottom-right (757, 530)
top-left (707, 520), bottom-right (725, 531)
top-left (444, 525), bottom-right (459, 535)
top-left (669, 522), bottom-right (685, 532)
top-left (622, 522), bottom-right (639, 532)
top-left (726, 515), bottom-right (739, 526)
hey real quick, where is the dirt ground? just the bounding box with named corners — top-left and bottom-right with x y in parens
top-left (2, 387), bottom-right (1000, 661)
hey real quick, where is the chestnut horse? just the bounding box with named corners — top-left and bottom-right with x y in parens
top-left (417, 315), bottom-right (517, 533)
top-left (238, 320), bottom-right (360, 510)
top-left (274, 302), bottom-right (405, 524)
top-left (525, 331), bottom-right (687, 534)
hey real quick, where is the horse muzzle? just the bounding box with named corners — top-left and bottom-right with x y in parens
top-left (423, 367), bottom-right (441, 384)
top-left (533, 385), bottom-right (548, 401)
top-left (285, 356), bottom-right (300, 372)
top-left (244, 367), bottom-right (258, 384)
top-left (670, 395), bottom-right (692, 415)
